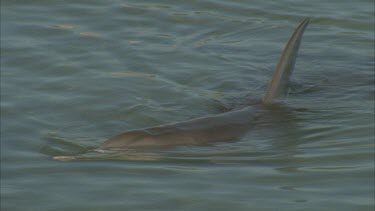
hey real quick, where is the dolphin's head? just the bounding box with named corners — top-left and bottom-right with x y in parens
top-left (100, 130), bottom-right (155, 149)
top-left (100, 127), bottom-right (197, 150)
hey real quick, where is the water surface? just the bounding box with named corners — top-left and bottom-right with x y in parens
top-left (1, 0), bottom-right (374, 210)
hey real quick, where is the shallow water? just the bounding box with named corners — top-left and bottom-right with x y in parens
top-left (1, 0), bottom-right (374, 210)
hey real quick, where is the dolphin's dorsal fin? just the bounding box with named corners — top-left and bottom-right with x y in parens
top-left (262, 18), bottom-right (309, 104)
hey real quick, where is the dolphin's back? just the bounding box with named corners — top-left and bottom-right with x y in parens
top-left (100, 107), bottom-right (259, 149)
top-left (262, 18), bottom-right (309, 104)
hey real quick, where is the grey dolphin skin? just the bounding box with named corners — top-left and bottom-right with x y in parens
top-left (99, 18), bottom-right (310, 150)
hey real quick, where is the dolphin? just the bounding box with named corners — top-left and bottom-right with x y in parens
top-left (53, 18), bottom-right (310, 160)
top-left (99, 18), bottom-right (310, 150)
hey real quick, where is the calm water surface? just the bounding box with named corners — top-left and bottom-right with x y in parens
top-left (1, 0), bottom-right (374, 210)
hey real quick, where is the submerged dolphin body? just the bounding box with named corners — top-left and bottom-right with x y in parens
top-left (99, 18), bottom-right (310, 150)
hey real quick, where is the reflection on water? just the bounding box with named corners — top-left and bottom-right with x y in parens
top-left (1, 0), bottom-right (374, 210)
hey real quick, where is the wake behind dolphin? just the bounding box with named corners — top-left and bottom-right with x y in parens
top-left (54, 18), bottom-right (310, 161)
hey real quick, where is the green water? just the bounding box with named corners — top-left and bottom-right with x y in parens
top-left (1, 0), bottom-right (374, 210)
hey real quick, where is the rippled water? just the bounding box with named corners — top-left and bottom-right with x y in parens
top-left (1, 0), bottom-right (374, 210)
